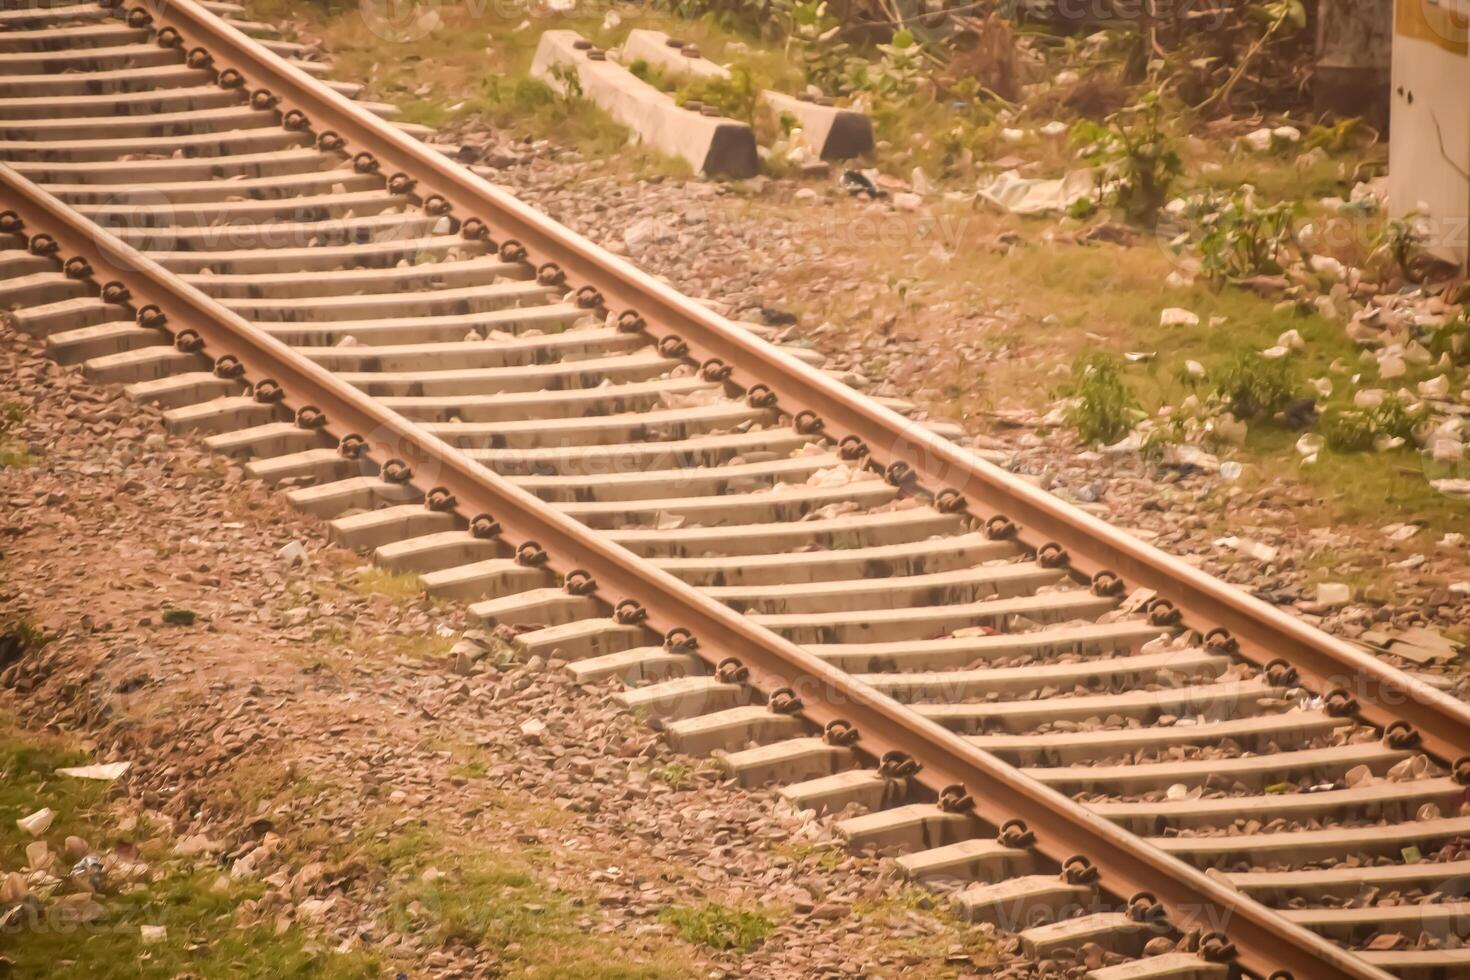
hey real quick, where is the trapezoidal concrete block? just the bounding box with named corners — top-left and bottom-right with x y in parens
top-left (619, 28), bottom-right (874, 161)
top-left (531, 30), bottom-right (756, 179)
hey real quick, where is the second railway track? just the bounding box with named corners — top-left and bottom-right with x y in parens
top-left (3, 2), bottom-right (1470, 977)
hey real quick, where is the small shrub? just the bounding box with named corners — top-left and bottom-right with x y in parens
top-left (627, 58), bottom-right (667, 89)
top-left (546, 63), bottom-right (583, 101)
top-left (1071, 93), bottom-right (1182, 225)
top-left (1304, 117), bottom-right (1366, 154)
top-left (1426, 313), bottom-right (1468, 364)
top-left (1373, 395), bottom-right (1427, 440)
top-left (675, 67), bottom-right (758, 124)
top-left (1064, 354), bottom-right (1140, 445)
top-left (1317, 395), bottom-right (1430, 453)
top-left (1378, 215), bottom-right (1426, 279)
top-left (660, 903), bottom-right (774, 952)
top-left (1320, 407), bottom-right (1375, 452)
top-left (1192, 192), bottom-right (1299, 282)
top-left (1211, 352), bottom-right (1298, 419)
top-left (786, 0), bottom-right (851, 94)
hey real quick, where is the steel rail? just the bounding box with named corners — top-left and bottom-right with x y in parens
top-left (0, 156), bottom-right (1381, 979)
top-left (138, 0), bottom-right (1470, 770)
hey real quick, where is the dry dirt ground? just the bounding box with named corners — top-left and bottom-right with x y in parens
top-left (0, 325), bottom-right (1014, 978)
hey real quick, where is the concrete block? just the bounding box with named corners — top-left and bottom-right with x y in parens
top-left (622, 28), bottom-right (729, 81)
top-left (760, 89), bottom-right (875, 161)
top-left (530, 30), bottom-right (756, 178)
top-left (619, 28), bottom-right (874, 161)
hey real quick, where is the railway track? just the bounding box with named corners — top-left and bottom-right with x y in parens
top-left (3, 2), bottom-right (1470, 976)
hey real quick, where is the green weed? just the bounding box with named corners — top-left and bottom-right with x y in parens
top-left (651, 762), bottom-right (694, 789)
top-left (628, 57), bottom-right (668, 89)
top-left (1210, 351), bottom-right (1299, 419)
top-left (1190, 192), bottom-right (1299, 282)
top-left (0, 401), bottom-right (23, 436)
top-left (659, 902), bottom-right (774, 953)
top-left (346, 567), bottom-right (424, 600)
top-left (674, 67), bottom-right (758, 124)
top-left (387, 850), bottom-right (689, 977)
top-left (1072, 93), bottom-right (1182, 225)
top-left (1319, 407), bottom-right (1375, 452)
top-left (1378, 215), bottom-right (1426, 278)
top-left (1373, 394), bottom-right (1428, 440)
top-left (0, 722), bottom-right (380, 980)
top-left (0, 401), bottom-right (34, 470)
top-left (1064, 354), bottom-right (1141, 445)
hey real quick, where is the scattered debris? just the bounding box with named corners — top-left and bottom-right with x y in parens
top-left (16, 808), bottom-right (54, 837)
top-left (1159, 308), bottom-right (1200, 328)
top-left (1357, 627), bottom-right (1464, 665)
top-left (56, 762), bottom-right (131, 781)
top-left (975, 169), bottom-right (1096, 216)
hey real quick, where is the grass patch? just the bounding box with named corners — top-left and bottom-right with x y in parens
top-left (674, 67), bottom-right (758, 124)
top-left (380, 631), bottom-right (456, 662)
top-left (659, 902), bottom-right (774, 953)
top-left (1194, 146), bottom-right (1381, 206)
top-left (305, 617), bottom-right (457, 667)
top-left (0, 720), bottom-right (379, 980)
top-left (385, 848), bottom-right (693, 978)
top-left (1319, 406), bottom-right (1375, 452)
top-left (0, 447), bottom-right (36, 470)
top-left (769, 840), bottom-right (846, 872)
top-left (770, 195), bottom-right (1468, 536)
top-left (259, 2), bottom-right (795, 174)
top-left (346, 567), bottom-right (424, 601)
top-left (0, 400), bottom-right (35, 470)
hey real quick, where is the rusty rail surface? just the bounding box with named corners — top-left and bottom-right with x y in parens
top-left (141, 0), bottom-right (1470, 770)
top-left (0, 158), bottom-right (1381, 980)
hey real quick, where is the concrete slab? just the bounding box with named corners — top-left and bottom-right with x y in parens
top-left (531, 30), bottom-right (756, 178)
top-left (619, 28), bottom-right (874, 161)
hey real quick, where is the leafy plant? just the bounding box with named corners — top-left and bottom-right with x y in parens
top-left (627, 58), bottom-right (668, 90)
top-left (1427, 313), bottom-right (1468, 365)
top-left (1071, 93), bottom-right (1182, 225)
top-left (1378, 215), bottom-right (1425, 279)
top-left (1373, 395), bottom-right (1428, 440)
top-left (1190, 192), bottom-right (1299, 282)
top-left (547, 63), bottom-right (584, 101)
top-left (1064, 354), bottom-right (1141, 445)
top-left (652, 762), bottom-right (694, 789)
top-left (786, 0), bottom-right (849, 94)
top-left (0, 401), bottom-right (31, 470)
top-left (1211, 351), bottom-right (1298, 419)
top-left (1304, 117), bottom-right (1367, 154)
top-left (1320, 407), bottom-right (1375, 452)
top-left (865, 28), bottom-right (925, 100)
top-left (675, 67), bottom-right (758, 123)
top-left (1194, 0), bottom-right (1306, 113)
